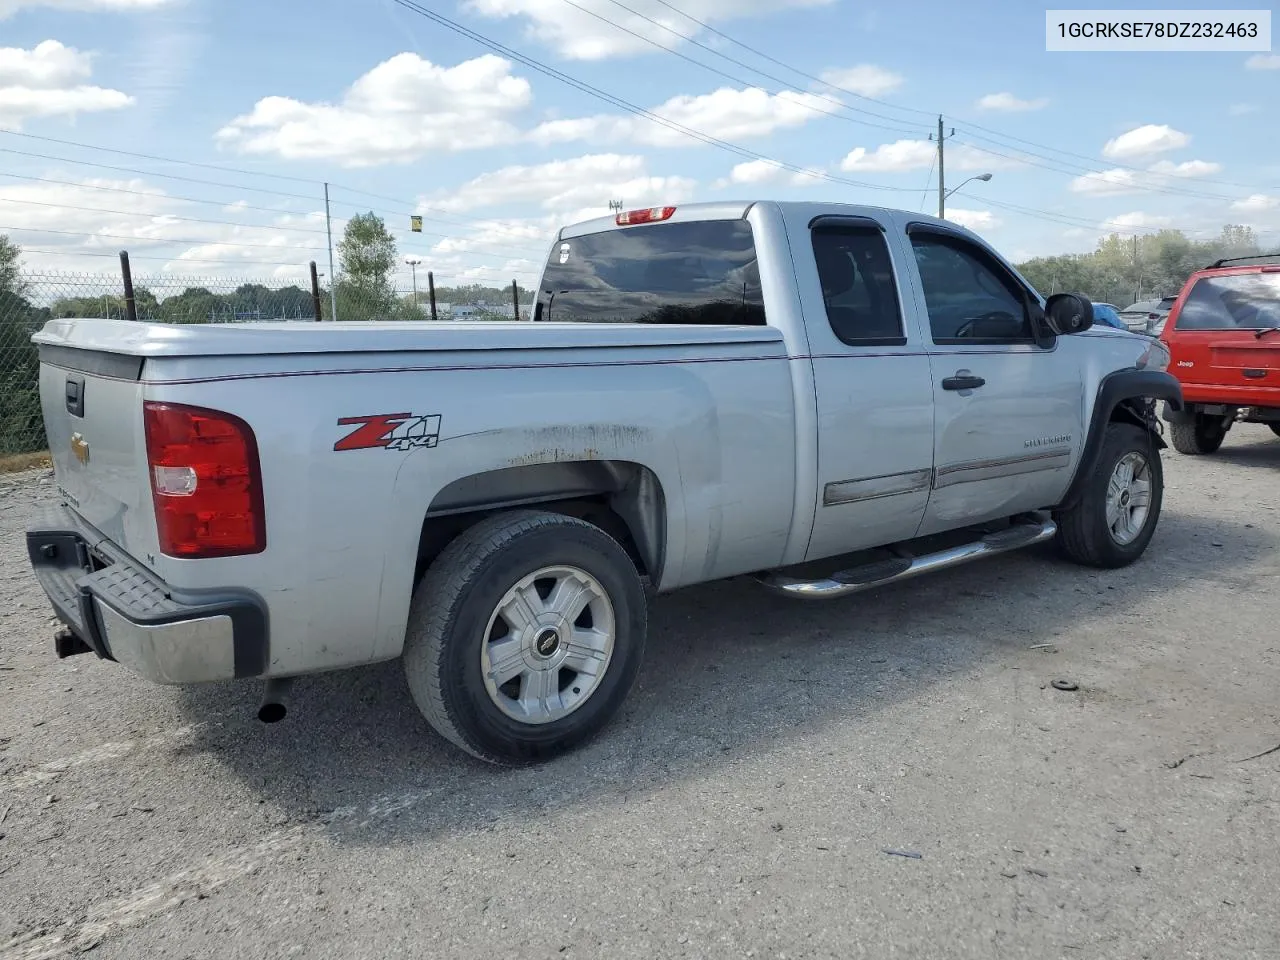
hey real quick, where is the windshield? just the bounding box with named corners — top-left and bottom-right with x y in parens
top-left (534, 219), bottom-right (765, 325)
top-left (1174, 273), bottom-right (1280, 331)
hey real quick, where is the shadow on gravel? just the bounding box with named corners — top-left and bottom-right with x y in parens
top-left (1203, 430), bottom-right (1280, 469)
top-left (171, 508), bottom-right (1270, 844)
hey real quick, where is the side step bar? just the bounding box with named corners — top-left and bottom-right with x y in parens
top-left (756, 517), bottom-right (1058, 600)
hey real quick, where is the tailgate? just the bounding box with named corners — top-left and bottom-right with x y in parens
top-left (37, 345), bottom-right (152, 555)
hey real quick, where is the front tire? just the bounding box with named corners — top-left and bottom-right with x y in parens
top-left (1054, 422), bottom-right (1164, 569)
top-left (402, 509), bottom-right (648, 765)
top-left (1170, 415), bottom-right (1226, 455)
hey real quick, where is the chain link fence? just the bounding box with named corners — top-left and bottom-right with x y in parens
top-left (1, 262), bottom-right (531, 456)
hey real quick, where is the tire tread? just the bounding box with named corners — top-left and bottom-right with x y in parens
top-left (403, 510), bottom-right (639, 764)
top-left (1055, 422), bottom-right (1163, 569)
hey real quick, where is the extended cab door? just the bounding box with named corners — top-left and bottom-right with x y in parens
top-left (801, 215), bottom-right (936, 562)
top-left (901, 223), bottom-right (1084, 537)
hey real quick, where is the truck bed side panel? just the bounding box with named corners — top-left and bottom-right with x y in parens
top-left (140, 336), bottom-right (796, 674)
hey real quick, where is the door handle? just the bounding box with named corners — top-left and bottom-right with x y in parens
top-left (942, 374), bottom-right (986, 391)
top-left (1243, 368), bottom-right (1267, 379)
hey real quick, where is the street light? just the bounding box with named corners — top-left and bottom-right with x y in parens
top-left (405, 257), bottom-right (422, 313)
top-left (942, 172), bottom-right (994, 207)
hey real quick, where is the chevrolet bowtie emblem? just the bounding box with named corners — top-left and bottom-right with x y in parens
top-left (70, 432), bottom-right (90, 465)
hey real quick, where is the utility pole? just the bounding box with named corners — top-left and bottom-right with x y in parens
top-left (324, 182), bottom-right (338, 321)
top-left (405, 257), bottom-right (422, 314)
top-left (608, 199), bottom-right (623, 216)
top-left (931, 115), bottom-right (956, 219)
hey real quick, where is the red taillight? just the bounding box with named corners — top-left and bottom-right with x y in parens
top-left (616, 206), bottom-right (676, 226)
top-left (143, 401), bottom-right (265, 559)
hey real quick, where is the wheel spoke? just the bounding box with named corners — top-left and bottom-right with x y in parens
top-left (1106, 497), bottom-right (1123, 529)
top-left (564, 629), bottom-right (611, 675)
top-left (486, 638), bottom-right (526, 686)
top-left (500, 584), bottom-right (544, 632)
top-left (546, 574), bottom-right (594, 622)
top-left (520, 667), bottom-right (561, 717)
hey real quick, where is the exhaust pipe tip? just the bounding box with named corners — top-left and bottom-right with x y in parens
top-left (258, 677), bottom-right (295, 724)
top-left (258, 701), bottom-right (288, 724)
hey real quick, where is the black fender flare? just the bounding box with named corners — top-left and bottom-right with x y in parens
top-left (1055, 368), bottom-right (1183, 512)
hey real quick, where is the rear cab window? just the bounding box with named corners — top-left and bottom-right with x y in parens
top-left (1175, 272), bottom-right (1280, 331)
top-left (810, 222), bottom-right (906, 345)
top-left (534, 219), bottom-right (765, 325)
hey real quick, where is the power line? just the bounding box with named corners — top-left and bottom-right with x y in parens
top-left (0, 171), bottom-right (319, 219)
top-left (19, 246), bottom-right (539, 283)
top-left (0, 196), bottom-right (334, 236)
top-left (951, 137), bottom-right (1246, 204)
top-left (0, 129), bottom-right (323, 185)
top-left (389, 0), bottom-right (920, 194)
top-left (18, 247), bottom-right (321, 268)
top-left (0, 223), bottom-right (331, 253)
top-left (638, 0), bottom-right (1276, 194)
top-left (643, 0), bottom-right (937, 121)
top-left (555, 0), bottom-right (925, 137)
top-left (953, 191), bottom-right (1177, 236)
top-left (955, 122), bottom-right (1276, 193)
top-left (0, 146), bottom-right (321, 202)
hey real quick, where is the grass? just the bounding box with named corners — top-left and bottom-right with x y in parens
top-left (0, 450), bottom-right (51, 474)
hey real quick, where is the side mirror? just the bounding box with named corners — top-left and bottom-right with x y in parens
top-left (1043, 293), bottom-right (1094, 335)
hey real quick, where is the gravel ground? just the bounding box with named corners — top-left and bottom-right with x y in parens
top-left (2, 427), bottom-right (1279, 960)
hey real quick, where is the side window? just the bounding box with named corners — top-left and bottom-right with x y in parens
top-left (811, 224), bottom-right (905, 345)
top-left (909, 232), bottom-right (1034, 344)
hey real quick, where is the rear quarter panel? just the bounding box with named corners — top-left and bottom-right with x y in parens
top-left (143, 335), bottom-right (798, 675)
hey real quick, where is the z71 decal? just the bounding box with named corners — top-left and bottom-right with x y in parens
top-left (334, 413), bottom-right (442, 452)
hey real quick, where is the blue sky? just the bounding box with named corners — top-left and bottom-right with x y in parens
top-left (1, 0), bottom-right (1277, 291)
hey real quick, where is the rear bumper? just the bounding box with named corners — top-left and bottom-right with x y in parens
top-left (26, 504), bottom-right (269, 684)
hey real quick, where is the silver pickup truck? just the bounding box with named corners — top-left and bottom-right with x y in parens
top-left (25, 200), bottom-right (1182, 764)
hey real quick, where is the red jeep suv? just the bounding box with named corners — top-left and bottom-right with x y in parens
top-left (1159, 255), bottom-right (1280, 454)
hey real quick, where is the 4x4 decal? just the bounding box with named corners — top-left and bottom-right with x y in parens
top-left (334, 413), bottom-right (442, 452)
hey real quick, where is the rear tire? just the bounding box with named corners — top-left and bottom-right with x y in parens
top-left (402, 509), bottom-right (647, 765)
top-left (1054, 422), bottom-right (1164, 569)
top-left (1170, 415), bottom-right (1226, 455)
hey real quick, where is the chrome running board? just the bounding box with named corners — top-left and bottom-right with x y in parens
top-left (756, 517), bottom-right (1058, 600)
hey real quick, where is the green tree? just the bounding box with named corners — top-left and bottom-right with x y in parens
top-left (335, 211), bottom-right (398, 319)
top-left (0, 235), bottom-right (49, 453)
top-left (0, 234), bottom-right (23, 296)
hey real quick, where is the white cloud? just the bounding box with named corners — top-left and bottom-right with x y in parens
top-left (0, 175), bottom-right (337, 279)
top-left (529, 86), bottom-right (833, 148)
top-left (1101, 124), bottom-right (1190, 160)
top-left (944, 208), bottom-right (1000, 231)
top-left (216, 53), bottom-right (533, 167)
top-left (0, 39), bottom-right (132, 129)
top-left (0, 0), bottom-right (172, 16)
top-left (1070, 168), bottom-right (1141, 196)
top-left (818, 65), bottom-right (903, 98)
top-left (840, 138), bottom-right (1009, 173)
top-left (712, 158), bottom-right (825, 188)
top-left (1070, 159), bottom-right (1222, 195)
top-left (1231, 194), bottom-right (1280, 213)
top-left (1245, 54), bottom-right (1280, 70)
top-left (1229, 103), bottom-right (1259, 116)
top-left (420, 154), bottom-right (697, 218)
top-left (464, 0), bottom-right (834, 60)
top-left (2, 172), bottom-right (550, 285)
top-left (976, 92), bottom-right (1048, 112)
top-left (1103, 211), bottom-right (1172, 232)
top-left (1146, 159), bottom-right (1221, 178)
